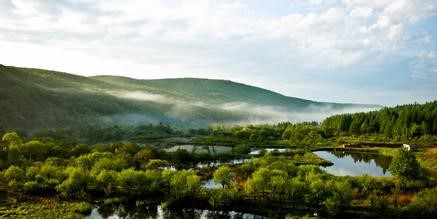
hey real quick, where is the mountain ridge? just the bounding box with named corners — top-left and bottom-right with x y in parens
top-left (0, 65), bottom-right (381, 130)
top-left (91, 75), bottom-right (381, 108)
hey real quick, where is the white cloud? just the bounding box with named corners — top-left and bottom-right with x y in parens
top-left (0, 0), bottom-right (436, 105)
top-left (387, 23), bottom-right (404, 41)
top-left (308, 0), bottom-right (324, 6)
top-left (350, 6), bottom-right (373, 18)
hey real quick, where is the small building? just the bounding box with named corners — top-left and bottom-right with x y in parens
top-left (403, 144), bottom-right (417, 151)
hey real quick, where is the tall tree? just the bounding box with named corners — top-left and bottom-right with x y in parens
top-left (213, 166), bottom-right (235, 188)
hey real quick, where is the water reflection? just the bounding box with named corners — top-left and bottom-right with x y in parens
top-left (203, 179), bottom-right (222, 189)
top-left (248, 148), bottom-right (288, 155)
top-left (314, 151), bottom-right (392, 176)
top-left (165, 145), bottom-right (232, 155)
top-left (196, 159), bottom-right (247, 168)
top-left (84, 205), bottom-right (270, 219)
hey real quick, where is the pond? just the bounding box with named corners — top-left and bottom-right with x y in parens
top-left (248, 148), bottom-right (289, 155)
top-left (84, 205), bottom-right (270, 219)
top-left (203, 179), bottom-right (222, 189)
top-left (313, 150), bottom-right (392, 176)
top-left (161, 158), bottom-right (251, 171)
top-left (196, 159), bottom-right (248, 168)
top-left (165, 145), bottom-right (232, 155)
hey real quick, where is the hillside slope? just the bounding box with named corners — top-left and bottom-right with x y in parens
top-left (0, 65), bottom-right (380, 130)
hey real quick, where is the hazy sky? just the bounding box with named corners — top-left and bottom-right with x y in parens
top-left (1, 0), bottom-right (436, 106)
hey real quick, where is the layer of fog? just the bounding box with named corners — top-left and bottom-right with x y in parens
top-left (109, 91), bottom-right (171, 104)
top-left (107, 90), bottom-right (381, 126)
top-left (219, 101), bottom-right (380, 124)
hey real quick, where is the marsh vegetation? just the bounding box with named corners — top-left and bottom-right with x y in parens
top-left (0, 101), bottom-right (437, 219)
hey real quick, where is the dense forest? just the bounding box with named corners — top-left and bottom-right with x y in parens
top-left (193, 101), bottom-right (437, 147)
top-left (322, 101), bottom-right (437, 137)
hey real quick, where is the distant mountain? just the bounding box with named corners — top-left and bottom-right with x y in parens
top-left (0, 64), bottom-right (381, 130)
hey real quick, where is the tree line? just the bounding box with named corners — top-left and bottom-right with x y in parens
top-left (322, 101), bottom-right (437, 137)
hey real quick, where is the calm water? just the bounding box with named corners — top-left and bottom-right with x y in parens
top-left (314, 151), bottom-right (392, 176)
top-left (162, 159), bottom-right (251, 171)
top-left (165, 145), bottom-right (232, 155)
top-left (196, 159), bottom-right (248, 168)
top-left (203, 179), bottom-right (222, 189)
top-left (84, 205), bottom-right (270, 219)
top-left (248, 148), bottom-right (289, 155)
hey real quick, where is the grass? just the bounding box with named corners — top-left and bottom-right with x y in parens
top-left (0, 197), bottom-right (92, 219)
top-left (76, 202), bottom-right (92, 214)
top-left (295, 152), bottom-right (333, 166)
top-left (372, 147), bottom-right (398, 157)
top-left (417, 147), bottom-right (437, 177)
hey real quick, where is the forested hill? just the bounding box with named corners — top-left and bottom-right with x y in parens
top-left (0, 64), bottom-right (379, 130)
top-left (322, 101), bottom-right (437, 137)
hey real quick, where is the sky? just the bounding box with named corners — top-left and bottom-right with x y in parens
top-left (0, 0), bottom-right (436, 106)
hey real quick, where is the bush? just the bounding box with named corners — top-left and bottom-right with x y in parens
top-left (208, 188), bottom-right (235, 208)
top-left (408, 187), bottom-right (437, 218)
top-left (75, 202), bottom-right (92, 214)
top-left (24, 181), bottom-right (46, 194)
top-left (56, 167), bottom-right (91, 198)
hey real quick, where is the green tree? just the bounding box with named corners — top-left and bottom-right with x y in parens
top-left (213, 166), bottom-right (235, 188)
top-left (245, 168), bottom-right (270, 201)
top-left (116, 169), bottom-right (160, 197)
top-left (308, 178), bottom-right (327, 207)
top-left (410, 123), bottom-right (423, 137)
top-left (56, 167), bottom-right (91, 198)
top-left (71, 144), bottom-right (91, 157)
top-left (389, 148), bottom-right (420, 185)
top-left (287, 178), bottom-right (306, 208)
top-left (38, 163), bottom-right (63, 190)
top-left (169, 170), bottom-right (201, 200)
top-left (324, 180), bottom-right (353, 216)
top-left (269, 169), bottom-right (288, 202)
top-left (208, 188), bottom-right (235, 208)
top-left (21, 140), bottom-right (48, 161)
top-left (96, 170), bottom-right (118, 195)
top-left (2, 165), bottom-right (25, 190)
top-left (91, 157), bottom-right (126, 175)
top-left (75, 152), bottom-right (113, 170)
top-left (134, 148), bottom-right (155, 169)
top-left (145, 159), bottom-right (171, 169)
top-left (2, 132), bottom-right (22, 148)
